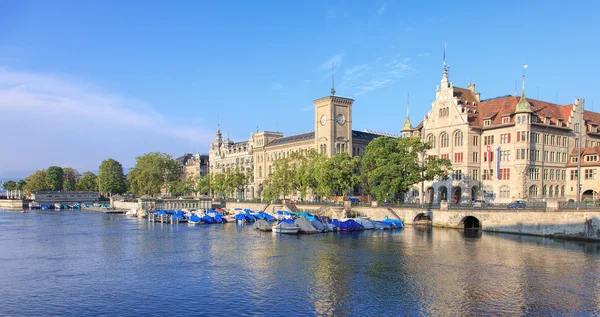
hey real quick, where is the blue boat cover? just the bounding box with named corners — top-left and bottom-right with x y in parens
top-left (202, 215), bottom-right (216, 223)
top-left (189, 214), bottom-right (201, 222)
top-left (278, 219), bottom-right (295, 224)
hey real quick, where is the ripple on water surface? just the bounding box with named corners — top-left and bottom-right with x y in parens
top-left (1, 211), bottom-right (600, 316)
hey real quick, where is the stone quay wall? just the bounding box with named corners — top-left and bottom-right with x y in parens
top-left (0, 199), bottom-right (25, 210)
top-left (221, 200), bottom-right (600, 241)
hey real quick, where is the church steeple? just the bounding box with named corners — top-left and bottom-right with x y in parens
top-left (514, 64), bottom-right (532, 114)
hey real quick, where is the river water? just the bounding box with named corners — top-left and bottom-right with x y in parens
top-left (1, 210), bottom-right (600, 317)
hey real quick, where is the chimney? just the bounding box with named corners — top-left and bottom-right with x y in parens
top-left (468, 83), bottom-right (476, 92)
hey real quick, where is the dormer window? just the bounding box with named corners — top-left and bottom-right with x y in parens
top-left (502, 117), bottom-right (510, 124)
top-left (585, 155), bottom-right (598, 162)
top-left (484, 120), bottom-right (491, 126)
top-left (572, 157), bottom-right (578, 163)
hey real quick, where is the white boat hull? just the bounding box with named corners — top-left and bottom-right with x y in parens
top-left (272, 226), bottom-right (300, 234)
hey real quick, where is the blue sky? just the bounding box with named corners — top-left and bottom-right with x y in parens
top-left (1, 0), bottom-right (599, 178)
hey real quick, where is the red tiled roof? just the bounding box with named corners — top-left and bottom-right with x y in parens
top-left (567, 147), bottom-right (600, 167)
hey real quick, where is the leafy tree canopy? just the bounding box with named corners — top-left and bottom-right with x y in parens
top-left (361, 136), bottom-right (451, 202)
top-left (24, 170), bottom-right (49, 193)
top-left (127, 152), bottom-right (179, 196)
top-left (77, 172), bottom-right (98, 192)
top-left (2, 180), bottom-right (17, 191)
top-left (98, 158), bottom-right (127, 195)
top-left (63, 167), bottom-right (80, 191)
top-left (46, 166), bottom-right (64, 191)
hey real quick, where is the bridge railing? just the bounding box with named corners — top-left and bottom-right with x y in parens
top-left (558, 201), bottom-right (600, 210)
top-left (448, 201), bottom-right (547, 210)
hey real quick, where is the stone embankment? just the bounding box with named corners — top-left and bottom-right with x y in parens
top-left (0, 199), bottom-right (25, 210)
top-left (224, 201), bottom-right (600, 241)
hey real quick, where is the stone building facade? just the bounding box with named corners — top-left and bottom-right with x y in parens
top-left (176, 153), bottom-right (209, 181)
top-left (209, 92), bottom-right (381, 199)
top-left (566, 146), bottom-right (600, 201)
top-left (404, 66), bottom-right (597, 204)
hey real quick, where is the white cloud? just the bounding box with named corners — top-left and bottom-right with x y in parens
top-left (271, 83), bottom-right (283, 91)
top-left (417, 52), bottom-right (430, 57)
top-left (320, 53), bottom-right (344, 71)
top-left (378, 3), bottom-right (388, 15)
top-left (336, 56), bottom-right (412, 96)
top-left (0, 67), bottom-right (214, 174)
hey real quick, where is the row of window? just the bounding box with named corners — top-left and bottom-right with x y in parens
top-left (570, 169), bottom-right (598, 181)
top-left (529, 185), bottom-right (566, 198)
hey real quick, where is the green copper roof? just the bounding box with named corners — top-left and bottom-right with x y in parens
top-left (402, 114), bottom-right (413, 131)
top-left (514, 77), bottom-right (532, 114)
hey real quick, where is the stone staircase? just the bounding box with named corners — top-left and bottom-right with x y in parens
top-left (386, 207), bottom-right (402, 219)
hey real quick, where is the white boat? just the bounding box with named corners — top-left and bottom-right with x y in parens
top-left (137, 209), bottom-right (148, 218)
top-left (125, 209), bottom-right (138, 217)
top-left (354, 218), bottom-right (375, 230)
top-left (272, 223), bottom-right (300, 234)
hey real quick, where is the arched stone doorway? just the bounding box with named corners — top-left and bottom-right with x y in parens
top-left (471, 186), bottom-right (479, 201)
top-left (426, 187), bottom-right (434, 203)
top-left (582, 189), bottom-right (595, 201)
top-left (452, 187), bottom-right (462, 204)
top-left (459, 216), bottom-right (481, 229)
top-left (438, 186), bottom-right (447, 202)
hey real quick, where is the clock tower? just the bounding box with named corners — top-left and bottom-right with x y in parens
top-left (314, 92), bottom-right (354, 157)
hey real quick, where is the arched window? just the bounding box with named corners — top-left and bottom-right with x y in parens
top-left (454, 130), bottom-right (463, 146)
top-left (561, 185), bottom-right (565, 197)
top-left (427, 134), bottom-right (436, 148)
top-left (549, 185), bottom-right (553, 197)
top-left (542, 185), bottom-right (547, 197)
top-left (259, 166), bottom-right (262, 178)
top-left (556, 185), bottom-right (560, 198)
top-left (499, 186), bottom-right (510, 198)
top-left (440, 132), bottom-right (449, 148)
top-left (529, 185), bottom-right (538, 197)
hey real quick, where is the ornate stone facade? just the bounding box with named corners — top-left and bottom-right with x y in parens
top-left (405, 68), bottom-right (598, 204)
top-left (209, 94), bottom-right (382, 199)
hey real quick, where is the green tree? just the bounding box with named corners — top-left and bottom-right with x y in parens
top-left (315, 152), bottom-right (360, 197)
top-left (168, 176), bottom-right (196, 197)
top-left (77, 172), bottom-right (98, 191)
top-left (63, 168), bottom-right (80, 191)
top-left (24, 170), bottom-right (49, 193)
top-left (45, 166), bottom-right (64, 191)
top-left (212, 173), bottom-right (227, 198)
top-left (16, 179), bottom-right (27, 191)
top-left (262, 157), bottom-right (295, 200)
top-left (224, 168), bottom-right (249, 199)
top-left (196, 174), bottom-right (212, 195)
top-left (98, 158), bottom-right (127, 195)
top-left (127, 152), bottom-right (180, 196)
top-left (361, 136), bottom-right (451, 202)
top-left (2, 180), bottom-right (17, 191)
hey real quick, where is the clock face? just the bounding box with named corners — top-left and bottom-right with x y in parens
top-left (336, 114), bottom-right (345, 125)
top-left (320, 114), bottom-right (327, 126)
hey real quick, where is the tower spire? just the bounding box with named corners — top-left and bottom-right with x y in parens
top-left (443, 42), bottom-right (448, 75)
top-left (514, 64), bottom-right (532, 114)
top-left (331, 62), bottom-right (336, 96)
top-left (402, 92), bottom-right (413, 132)
top-left (440, 42), bottom-right (449, 89)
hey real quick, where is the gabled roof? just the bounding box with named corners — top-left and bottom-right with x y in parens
top-left (453, 87), bottom-right (479, 105)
